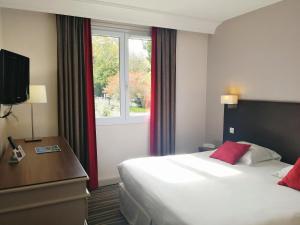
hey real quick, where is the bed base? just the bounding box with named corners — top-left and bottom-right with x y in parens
top-left (119, 183), bottom-right (157, 225)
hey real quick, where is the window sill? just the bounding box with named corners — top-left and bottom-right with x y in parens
top-left (96, 117), bottom-right (149, 126)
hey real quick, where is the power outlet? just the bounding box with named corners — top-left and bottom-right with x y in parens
top-left (229, 127), bottom-right (235, 134)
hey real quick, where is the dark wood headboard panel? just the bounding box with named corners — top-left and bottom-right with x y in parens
top-left (223, 100), bottom-right (300, 164)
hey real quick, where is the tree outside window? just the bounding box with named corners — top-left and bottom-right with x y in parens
top-left (92, 30), bottom-right (151, 122)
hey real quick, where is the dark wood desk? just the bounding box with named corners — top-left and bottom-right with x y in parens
top-left (0, 137), bottom-right (89, 225)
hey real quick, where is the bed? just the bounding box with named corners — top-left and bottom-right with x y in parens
top-left (118, 100), bottom-right (300, 225)
top-left (118, 151), bottom-right (300, 225)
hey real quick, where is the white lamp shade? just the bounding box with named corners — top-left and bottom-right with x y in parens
top-left (28, 85), bottom-right (47, 103)
top-left (221, 95), bottom-right (238, 105)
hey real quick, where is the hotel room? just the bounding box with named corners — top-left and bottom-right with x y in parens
top-left (0, 0), bottom-right (299, 224)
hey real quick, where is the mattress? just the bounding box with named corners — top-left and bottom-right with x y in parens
top-left (118, 151), bottom-right (300, 225)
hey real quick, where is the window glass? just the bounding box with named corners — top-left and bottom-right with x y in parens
top-left (128, 38), bottom-right (151, 116)
top-left (92, 29), bottom-right (151, 124)
top-left (92, 35), bottom-right (120, 118)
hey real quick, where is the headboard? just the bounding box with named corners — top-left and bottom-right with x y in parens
top-left (223, 100), bottom-right (300, 164)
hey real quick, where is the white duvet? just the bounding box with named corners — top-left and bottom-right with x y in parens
top-left (118, 151), bottom-right (300, 225)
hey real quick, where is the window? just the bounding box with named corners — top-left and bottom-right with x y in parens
top-left (92, 29), bottom-right (151, 124)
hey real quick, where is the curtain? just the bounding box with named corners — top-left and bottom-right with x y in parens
top-left (150, 27), bottom-right (177, 156)
top-left (56, 15), bottom-right (99, 190)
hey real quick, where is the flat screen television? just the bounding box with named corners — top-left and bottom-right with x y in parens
top-left (0, 49), bottom-right (30, 105)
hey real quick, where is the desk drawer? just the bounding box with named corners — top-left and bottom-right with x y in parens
top-left (0, 178), bottom-right (88, 214)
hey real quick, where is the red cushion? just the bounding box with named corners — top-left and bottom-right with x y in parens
top-left (278, 158), bottom-right (300, 191)
top-left (210, 141), bottom-right (251, 165)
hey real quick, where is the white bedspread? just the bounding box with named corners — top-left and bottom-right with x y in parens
top-left (118, 151), bottom-right (300, 225)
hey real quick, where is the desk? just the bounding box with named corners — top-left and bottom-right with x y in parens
top-left (0, 137), bottom-right (89, 225)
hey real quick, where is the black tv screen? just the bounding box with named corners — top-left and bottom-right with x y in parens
top-left (0, 49), bottom-right (29, 105)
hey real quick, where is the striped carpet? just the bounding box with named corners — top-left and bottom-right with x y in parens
top-left (88, 184), bottom-right (129, 225)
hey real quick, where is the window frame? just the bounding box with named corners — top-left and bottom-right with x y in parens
top-left (92, 27), bottom-right (151, 125)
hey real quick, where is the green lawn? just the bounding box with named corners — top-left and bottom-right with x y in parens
top-left (130, 107), bottom-right (147, 113)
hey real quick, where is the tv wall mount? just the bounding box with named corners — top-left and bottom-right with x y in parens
top-left (0, 104), bottom-right (13, 119)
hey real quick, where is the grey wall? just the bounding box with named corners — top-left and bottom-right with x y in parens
top-left (0, 8), bottom-right (7, 154)
top-left (206, 0), bottom-right (300, 144)
top-left (2, 9), bottom-right (58, 139)
top-left (176, 31), bottom-right (208, 154)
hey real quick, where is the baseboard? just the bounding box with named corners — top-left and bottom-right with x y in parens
top-left (98, 177), bottom-right (121, 187)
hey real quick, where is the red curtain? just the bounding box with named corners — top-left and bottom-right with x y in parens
top-left (83, 19), bottom-right (99, 190)
top-left (149, 27), bottom-right (177, 156)
top-left (150, 27), bottom-right (157, 156)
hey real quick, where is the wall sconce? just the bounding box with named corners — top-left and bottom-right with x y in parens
top-left (221, 95), bottom-right (238, 108)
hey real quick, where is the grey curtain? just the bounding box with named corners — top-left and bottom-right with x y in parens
top-left (56, 15), bottom-right (87, 167)
top-left (152, 28), bottom-right (177, 156)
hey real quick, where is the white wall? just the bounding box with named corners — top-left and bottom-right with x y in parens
top-left (1, 8), bottom-right (58, 139)
top-left (98, 31), bottom-right (208, 184)
top-left (97, 123), bottom-right (149, 185)
top-left (0, 0), bottom-right (221, 34)
top-left (206, 0), bottom-right (300, 144)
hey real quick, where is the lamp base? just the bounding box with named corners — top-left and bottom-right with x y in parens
top-left (24, 137), bottom-right (42, 142)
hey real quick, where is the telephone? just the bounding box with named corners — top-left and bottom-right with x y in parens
top-left (8, 136), bottom-right (26, 164)
top-left (203, 143), bottom-right (216, 149)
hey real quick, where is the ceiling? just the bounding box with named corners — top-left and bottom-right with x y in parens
top-left (0, 0), bottom-right (283, 33)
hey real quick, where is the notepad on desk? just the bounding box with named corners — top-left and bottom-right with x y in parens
top-left (35, 145), bottom-right (61, 154)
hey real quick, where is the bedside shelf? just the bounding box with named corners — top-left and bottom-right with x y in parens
top-left (198, 146), bottom-right (214, 152)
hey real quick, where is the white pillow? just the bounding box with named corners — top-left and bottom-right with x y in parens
top-left (238, 141), bottom-right (282, 165)
top-left (273, 166), bottom-right (293, 178)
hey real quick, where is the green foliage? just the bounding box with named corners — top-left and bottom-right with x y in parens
top-left (94, 97), bottom-right (120, 117)
top-left (92, 35), bottom-right (152, 117)
top-left (128, 72), bottom-right (151, 108)
top-left (127, 39), bottom-right (151, 109)
top-left (130, 107), bottom-right (147, 113)
top-left (143, 40), bottom-right (152, 64)
top-left (92, 36), bottom-right (119, 97)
